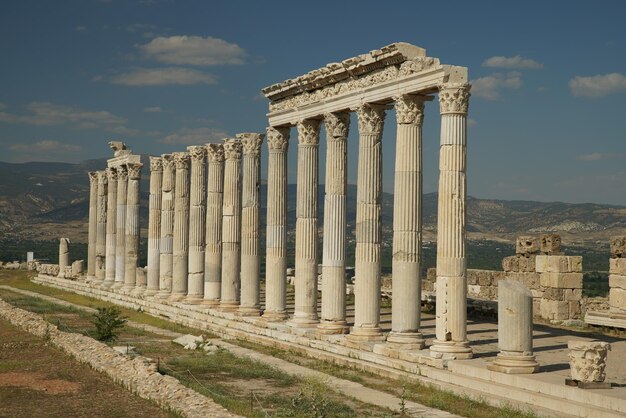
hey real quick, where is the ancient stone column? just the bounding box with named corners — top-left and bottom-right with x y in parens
top-left (185, 146), bottom-right (207, 304)
top-left (388, 95), bottom-right (426, 348)
top-left (103, 167), bottom-right (117, 288)
top-left (145, 157), bottom-right (163, 297)
top-left (113, 165), bottom-right (128, 289)
top-left (220, 139), bottom-right (243, 311)
top-left (170, 152), bottom-right (190, 301)
top-left (262, 127), bottom-right (290, 321)
top-left (318, 112), bottom-right (350, 334)
top-left (290, 119), bottom-right (321, 327)
top-left (348, 104), bottom-right (386, 341)
top-left (430, 83), bottom-right (472, 359)
top-left (86, 171), bottom-right (98, 280)
top-left (95, 170), bottom-right (108, 283)
top-left (123, 162), bottom-right (142, 293)
top-left (157, 155), bottom-right (175, 298)
top-left (488, 280), bottom-right (539, 374)
top-left (203, 144), bottom-right (225, 305)
top-left (238, 133), bottom-right (264, 316)
top-left (58, 238), bottom-right (70, 277)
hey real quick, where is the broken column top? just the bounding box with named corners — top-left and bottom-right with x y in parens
top-left (610, 236), bottom-right (626, 258)
top-left (540, 234), bottom-right (562, 254)
top-left (516, 236), bottom-right (540, 256)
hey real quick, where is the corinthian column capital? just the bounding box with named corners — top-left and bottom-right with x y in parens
top-left (355, 103), bottom-right (386, 136)
top-left (117, 165), bottom-right (128, 181)
top-left (187, 145), bottom-right (207, 162)
top-left (266, 126), bottom-right (290, 151)
top-left (297, 119), bottom-right (321, 145)
top-left (438, 83), bottom-right (471, 115)
top-left (394, 94), bottom-right (426, 125)
top-left (173, 152), bottom-right (190, 169)
top-left (126, 162), bottom-right (143, 180)
top-left (324, 112), bottom-right (350, 140)
top-left (161, 154), bottom-right (175, 171)
top-left (206, 143), bottom-right (225, 162)
top-left (223, 138), bottom-right (243, 160)
top-left (97, 170), bottom-right (108, 185)
top-left (237, 133), bottom-right (264, 156)
top-left (88, 171), bottom-right (98, 184)
top-left (106, 167), bottom-right (118, 181)
top-left (149, 156), bottom-right (163, 172)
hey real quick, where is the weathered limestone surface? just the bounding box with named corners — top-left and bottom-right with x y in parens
top-left (203, 144), bottom-right (225, 305)
top-left (58, 238), bottom-right (70, 277)
top-left (124, 163), bottom-right (142, 293)
top-left (113, 166), bottom-right (128, 289)
top-left (87, 172), bottom-right (98, 279)
top-left (431, 83), bottom-right (472, 359)
top-left (238, 134), bottom-right (264, 316)
top-left (388, 94), bottom-right (426, 347)
top-left (104, 167), bottom-right (117, 287)
top-left (145, 157), bottom-right (163, 296)
top-left (291, 120), bottom-right (321, 327)
top-left (220, 139), bottom-right (243, 311)
top-left (488, 280), bottom-right (539, 374)
top-left (157, 155), bottom-right (175, 298)
top-left (349, 103), bottom-right (386, 341)
top-left (263, 127), bottom-right (290, 321)
top-left (568, 340), bottom-right (611, 382)
top-left (319, 112), bottom-right (350, 334)
top-left (536, 254), bottom-right (583, 321)
top-left (170, 152), bottom-right (190, 301)
top-left (185, 146), bottom-right (207, 303)
top-left (95, 170), bottom-right (108, 282)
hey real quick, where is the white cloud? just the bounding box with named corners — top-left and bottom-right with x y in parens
top-left (577, 152), bottom-right (626, 161)
top-left (75, 25), bottom-right (87, 32)
top-left (111, 67), bottom-right (217, 86)
top-left (0, 102), bottom-right (126, 129)
top-left (159, 127), bottom-right (229, 145)
top-left (139, 36), bottom-right (246, 66)
top-left (569, 73), bottom-right (626, 98)
top-left (144, 106), bottom-right (162, 112)
top-left (471, 72), bottom-right (522, 100)
top-left (482, 55), bottom-right (543, 69)
top-left (9, 140), bottom-right (81, 154)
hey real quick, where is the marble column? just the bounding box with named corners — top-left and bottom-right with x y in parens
top-left (348, 103), bottom-right (386, 341)
top-left (488, 280), bottom-right (539, 374)
top-left (291, 119), bottom-right (321, 327)
top-left (145, 157), bottom-right (163, 297)
top-left (157, 155), bottom-right (175, 298)
top-left (262, 127), bottom-right (290, 321)
top-left (113, 165), bottom-right (128, 289)
top-left (95, 170), bottom-right (108, 283)
top-left (318, 112), bottom-right (350, 334)
top-left (430, 83), bottom-right (472, 359)
top-left (220, 138), bottom-right (243, 311)
top-left (203, 144), bottom-right (225, 305)
top-left (123, 162), bottom-right (142, 293)
top-left (58, 238), bottom-right (70, 277)
top-left (238, 133), bottom-right (264, 316)
top-left (388, 95), bottom-right (426, 348)
top-left (170, 152), bottom-right (190, 301)
top-left (185, 146), bottom-right (207, 304)
top-left (87, 171), bottom-right (98, 280)
top-left (103, 167), bottom-right (118, 288)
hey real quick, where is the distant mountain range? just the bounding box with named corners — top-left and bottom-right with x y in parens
top-left (1, 158), bottom-right (624, 247)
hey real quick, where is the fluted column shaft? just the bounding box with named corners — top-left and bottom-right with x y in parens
top-left (319, 113), bottom-right (350, 334)
top-left (239, 134), bottom-right (264, 315)
top-left (104, 167), bottom-right (118, 287)
top-left (203, 144), bottom-right (225, 304)
top-left (113, 166), bottom-right (128, 289)
top-left (157, 155), bottom-right (175, 297)
top-left (87, 172), bottom-right (98, 279)
top-left (431, 83), bottom-right (472, 359)
top-left (220, 139), bottom-right (243, 310)
top-left (145, 157), bottom-right (163, 296)
top-left (185, 146), bottom-right (207, 303)
top-left (58, 238), bottom-right (70, 277)
top-left (262, 127), bottom-right (290, 321)
top-left (123, 163), bottom-right (142, 291)
top-left (291, 120), bottom-right (321, 327)
top-left (349, 104), bottom-right (386, 341)
top-left (95, 170), bottom-right (107, 282)
top-left (388, 95), bottom-right (426, 347)
top-left (170, 152), bottom-right (190, 301)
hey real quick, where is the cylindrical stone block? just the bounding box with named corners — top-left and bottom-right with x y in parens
top-left (157, 155), bottom-right (175, 298)
top-left (170, 152), bottom-right (190, 301)
top-left (58, 238), bottom-right (70, 277)
top-left (113, 166), bottom-right (128, 289)
top-left (203, 144), bottom-right (224, 305)
top-left (145, 157), bottom-right (163, 296)
top-left (124, 162), bottom-right (142, 294)
top-left (95, 170), bottom-right (107, 283)
top-left (185, 146), bottom-right (207, 303)
top-left (103, 167), bottom-right (117, 288)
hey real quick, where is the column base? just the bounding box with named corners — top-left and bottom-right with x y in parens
top-left (184, 295), bottom-right (204, 305)
top-left (317, 320), bottom-right (349, 335)
top-left (488, 353), bottom-right (539, 374)
top-left (168, 292), bottom-right (186, 302)
top-left (219, 301), bottom-right (240, 312)
top-left (288, 315), bottom-right (319, 328)
top-left (238, 306), bottom-right (261, 317)
top-left (100, 280), bottom-right (115, 290)
top-left (386, 331), bottom-right (425, 349)
top-left (111, 281), bottom-right (124, 291)
top-left (85, 275), bottom-right (96, 283)
top-left (143, 288), bottom-right (159, 297)
top-left (346, 326), bottom-right (385, 342)
top-left (200, 298), bottom-right (220, 307)
top-left (130, 286), bottom-right (146, 298)
top-left (430, 339), bottom-right (473, 359)
top-left (154, 290), bottom-right (172, 299)
top-left (261, 310), bottom-right (289, 322)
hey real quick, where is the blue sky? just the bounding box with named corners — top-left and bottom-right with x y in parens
top-left (1, 0), bottom-right (625, 204)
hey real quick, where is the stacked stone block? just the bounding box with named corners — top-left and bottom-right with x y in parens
top-left (609, 236), bottom-right (626, 313)
top-left (536, 253), bottom-right (583, 322)
top-left (502, 236), bottom-right (542, 315)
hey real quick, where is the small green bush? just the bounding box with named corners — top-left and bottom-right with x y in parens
top-left (92, 306), bottom-right (127, 342)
